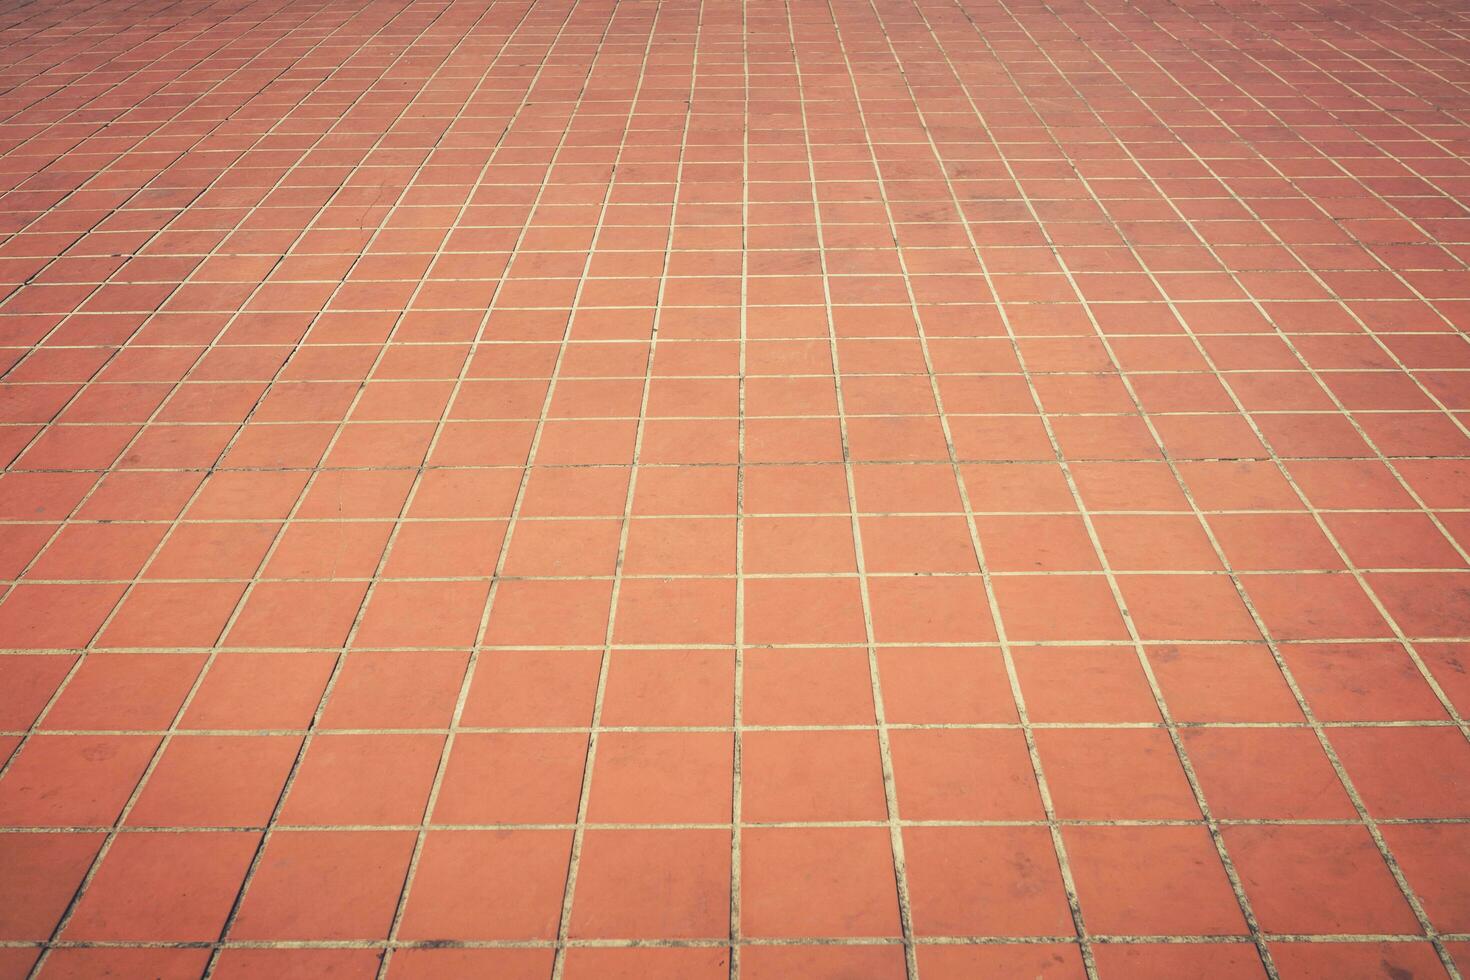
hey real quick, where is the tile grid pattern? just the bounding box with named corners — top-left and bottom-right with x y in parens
top-left (0, 0), bottom-right (1469, 976)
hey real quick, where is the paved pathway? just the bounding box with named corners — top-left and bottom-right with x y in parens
top-left (1, 0), bottom-right (1469, 975)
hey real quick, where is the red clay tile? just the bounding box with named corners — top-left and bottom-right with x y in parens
top-left (588, 731), bottom-right (732, 823)
top-left (1038, 729), bottom-right (1199, 820)
top-left (0, 832), bottom-right (102, 939)
top-left (398, 830), bottom-right (570, 940)
top-left (388, 948), bottom-right (552, 979)
top-left (993, 575), bottom-right (1127, 642)
top-left (742, 946), bottom-right (904, 979)
top-left (1267, 943), bottom-right (1448, 980)
top-left (1065, 826), bottom-right (1246, 936)
top-left (432, 732), bottom-right (586, 825)
top-left (230, 830), bottom-right (416, 940)
top-left (742, 648), bottom-right (873, 725)
top-left (127, 735), bottom-right (300, 827)
top-left (891, 729), bottom-right (1043, 820)
top-left (906, 826), bottom-right (1073, 936)
top-left (1226, 825), bottom-right (1420, 935)
top-left (5, 0), bottom-right (1470, 960)
top-left (741, 730), bottom-right (887, 822)
top-left (1089, 944), bottom-right (1267, 979)
top-left (568, 829), bottom-right (729, 939)
top-left (459, 650), bottom-right (601, 727)
top-left (561, 947), bottom-right (728, 979)
top-left (42, 653), bottom-right (204, 730)
top-left (1183, 728), bottom-right (1354, 820)
top-left (1331, 726), bottom-right (1470, 818)
top-left (40, 948), bottom-right (211, 979)
top-left (181, 653), bottom-right (335, 730)
top-left (214, 949), bottom-right (386, 979)
top-left (877, 647), bottom-right (1018, 723)
top-left (281, 734), bottom-right (442, 826)
top-left (1375, 827), bottom-right (1467, 941)
top-left (741, 827), bottom-right (900, 938)
top-left (1282, 642), bottom-right (1449, 721)
top-left (318, 650), bottom-right (467, 729)
top-left (612, 577), bottom-right (735, 645)
top-left (743, 577), bottom-right (866, 645)
top-left (64, 831), bottom-right (257, 940)
top-left (0, 734), bottom-right (158, 826)
top-left (99, 582), bottom-right (244, 648)
top-left (1013, 646), bottom-right (1160, 722)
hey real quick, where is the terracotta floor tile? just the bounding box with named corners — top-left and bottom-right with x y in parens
top-left (869, 575), bottom-right (997, 643)
top-left (41, 653), bottom-right (204, 731)
top-left (1281, 642), bottom-right (1449, 722)
top-left (1064, 826), bottom-right (1247, 936)
top-left (612, 577), bottom-right (735, 645)
top-left (180, 653), bottom-right (336, 730)
top-left (398, 830), bottom-right (570, 940)
top-left (1184, 728), bottom-right (1354, 821)
top-left (98, 582), bottom-right (244, 648)
top-left (568, 829), bottom-right (729, 939)
top-left (1038, 729), bottom-right (1200, 821)
top-left (5, 0), bottom-right (1470, 963)
top-left (588, 731), bottom-right (732, 823)
top-left (905, 826), bottom-right (1074, 936)
top-left (215, 949), bottom-right (386, 979)
top-left (1146, 644), bottom-right (1303, 722)
top-left (0, 734), bottom-right (158, 827)
top-left (1089, 944), bottom-right (1267, 979)
top-left (741, 730), bottom-right (887, 822)
top-left (388, 948), bottom-right (552, 979)
top-left (1225, 825), bottom-right (1421, 935)
top-left (482, 579), bottom-right (614, 647)
top-left (230, 830), bottom-right (416, 940)
top-left (280, 733), bottom-right (442, 826)
top-left (1368, 571), bottom-right (1470, 638)
top-left (1267, 942), bottom-right (1449, 980)
top-left (994, 574), bottom-right (1128, 641)
top-left (63, 831), bottom-right (257, 940)
top-left (741, 827), bottom-right (900, 938)
top-left (877, 647), bottom-right (1018, 723)
top-left (458, 650), bottom-right (601, 728)
top-left (432, 732), bottom-right (586, 826)
top-left (39, 948), bottom-right (210, 979)
top-left (1013, 646), bottom-right (1161, 722)
top-left (1118, 574), bottom-right (1262, 642)
top-left (743, 577), bottom-right (866, 645)
top-left (318, 650), bottom-right (468, 729)
top-left (891, 729), bottom-right (1043, 820)
top-left (1331, 726), bottom-right (1470, 818)
top-left (742, 945), bottom-right (904, 979)
top-left (741, 648), bottom-right (873, 724)
top-left (0, 832), bottom-right (102, 939)
top-left (0, 584), bottom-right (125, 648)
top-left (1383, 824), bottom-right (1470, 935)
top-left (1240, 573), bottom-right (1391, 641)
top-left (127, 735), bottom-right (300, 828)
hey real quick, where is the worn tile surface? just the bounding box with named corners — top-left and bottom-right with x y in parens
top-left (1, 0), bottom-right (1469, 974)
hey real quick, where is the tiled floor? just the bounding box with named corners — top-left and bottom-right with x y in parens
top-left (0, 0), bottom-right (1469, 974)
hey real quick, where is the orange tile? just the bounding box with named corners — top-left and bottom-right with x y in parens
top-left (568, 829), bottom-right (729, 939)
top-left (63, 831), bottom-right (257, 940)
top-left (398, 830), bottom-right (570, 940)
top-left (741, 730), bottom-right (887, 822)
top-left (231, 830), bottom-right (415, 940)
top-left (1225, 825), bottom-right (1420, 935)
top-left (741, 827), bottom-right (900, 938)
top-left (1064, 825), bottom-right (1246, 936)
top-left (905, 826), bottom-right (1074, 936)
